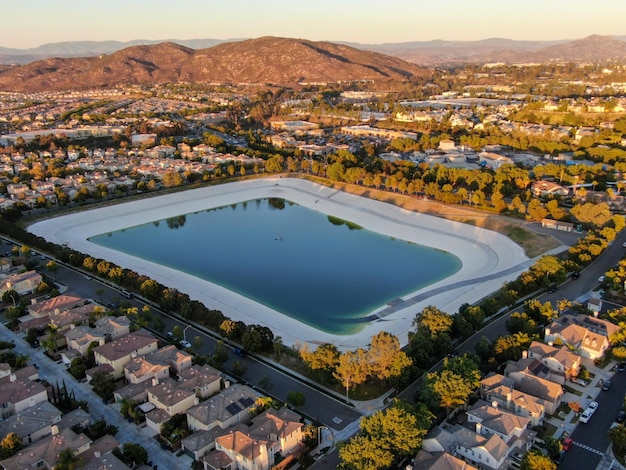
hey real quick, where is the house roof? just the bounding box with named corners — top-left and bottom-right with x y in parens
top-left (249, 407), bottom-right (303, 441)
top-left (147, 377), bottom-right (196, 407)
top-left (186, 384), bottom-right (259, 427)
top-left (0, 427), bottom-right (92, 470)
top-left (412, 450), bottom-right (477, 470)
top-left (27, 294), bottom-right (85, 318)
top-left (467, 400), bottom-right (531, 438)
top-left (511, 371), bottom-right (563, 403)
top-left (203, 450), bottom-right (233, 470)
top-left (216, 430), bottom-right (273, 462)
top-left (452, 425), bottom-right (509, 462)
top-left (0, 401), bottom-right (61, 439)
top-left (0, 375), bottom-right (47, 407)
top-left (94, 330), bottom-right (156, 361)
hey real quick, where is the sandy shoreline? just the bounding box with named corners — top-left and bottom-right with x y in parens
top-left (28, 177), bottom-right (531, 350)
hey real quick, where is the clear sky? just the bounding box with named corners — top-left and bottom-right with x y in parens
top-left (2, 0), bottom-right (625, 49)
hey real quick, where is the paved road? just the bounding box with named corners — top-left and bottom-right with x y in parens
top-left (0, 322), bottom-right (190, 469)
top-left (559, 369), bottom-right (626, 469)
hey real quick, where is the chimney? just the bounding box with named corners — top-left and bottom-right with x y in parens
top-left (54, 308), bottom-right (60, 315)
top-left (51, 425), bottom-right (59, 436)
top-left (94, 451), bottom-right (101, 458)
top-left (476, 422), bottom-right (483, 435)
top-left (151, 377), bottom-right (159, 387)
top-left (522, 350), bottom-right (528, 359)
top-left (9, 374), bottom-right (16, 383)
top-left (31, 298), bottom-right (37, 305)
top-left (506, 391), bottom-right (512, 408)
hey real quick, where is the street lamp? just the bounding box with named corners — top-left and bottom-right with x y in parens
top-left (183, 325), bottom-right (192, 342)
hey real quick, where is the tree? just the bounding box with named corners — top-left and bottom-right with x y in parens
top-left (53, 448), bottom-right (83, 470)
top-left (286, 391), bottom-right (305, 407)
top-left (359, 407), bottom-right (424, 456)
top-left (339, 435), bottom-right (393, 470)
top-left (122, 443), bottom-right (148, 465)
top-left (300, 343), bottom-right (340, 372)
top-left (90, 373), bottom-right (115, 401)
top-left (0, 432), bottom-right (21, 459)
top-left (609, 424), bottom-right (626, 459)
top-left (46, 260), bottom-right (59, 279)
top-left (334, 348), bottom-right (369, 399)
top-left (520, 450), bottom-right (556, 470)
top-left (367, 331), bottom-right (412, 381)
top-left (2, 290), bottom-right (18, 306)
top-left (426, 369), bottom-right (474, 418)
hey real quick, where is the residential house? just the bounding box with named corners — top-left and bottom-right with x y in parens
top-left (145, 378), bottom-right (199, 433)
top-left (0, 374), bottom-right (49, 419)
top-left (93, 315), bottom-right (131, 341)
top-left (410, 450), bottom-right (478, 470)
top-left (27, 294), bottom-right (85, 319)
top-left (466, 400), bottom-right (536, 452)
top-left (187, 384), bottom-right (259, 432)
top-left (0, 401), bottom-right (62, 445)
top-left (480, 374), bottom-right (546, 426)
top-left (92, 330), bottom-right (158, 379)
top-left (63, 325), bottom-right (106, 363)
top-left (0, 270), bottom-right (42, 296)
top-left (545, 313), bottom-right (618, 359)
top-left (124, 345), bottom-right (192, 384)
top-left (422, 424), bottom-right (510, 470)
top-left (531, 180), bottom-right (569, 197)
top-left (248, 407), bottom-right (304, 457)
top-left (527, 341), bottom-right (581, 380)
top-left (213, 431), bottom-right (276, 470)
top-left (0, 426), bottom-right (92, 470)
top-left (507, 371), bottom-right (563, 415)
top-left (177, 364), bottom-right (222, 400)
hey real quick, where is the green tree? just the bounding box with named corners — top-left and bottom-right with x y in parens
top-left (90, 373), bottom-right (115, 401)
top-left (300, 343), bottom-right (340, 372)
top-left (339, 435), bottom-right (393, 470)
top-left (122, 443), bottom-right (148, 465)
top-left (53, 448), bottom-right (82, 470)
top-left (2, 290), bottom-right (18, 306)
top-left (334, 348), bottom-right (369, 398)
top-left (286, 391), bottom-right (305, 407)
top-left (609, 424), bottom-right (626, 459)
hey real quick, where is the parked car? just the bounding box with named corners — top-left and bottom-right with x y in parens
top-left (602, 380), bottom-right (612, 391)
top-left (166, 331), bottom-right (174, 339)
top-left (179, 339), bottom-right (192, 348)
top-left (617, 411), bottom-right (626, 423)
top-left (562, 437), bottom-right (573, 451)
top-left (598, 275), bottom-right (606, 283)
top-left (622, 242), bottom-right (626, 248)
top-left (579, 409), bottom-right (593, 423)
top-left (617, 363), bottom-right (626, 372)
top-left (572, 378), bottom-right (588, 386)
top-left (587, 401), bottom-right (599, 412)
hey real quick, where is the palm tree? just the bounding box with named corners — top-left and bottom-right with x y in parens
top-left (53, 448), bottom-right (82, 470)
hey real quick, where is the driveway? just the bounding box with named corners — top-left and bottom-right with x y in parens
top-left (0, 323), bottom-right (192, 469)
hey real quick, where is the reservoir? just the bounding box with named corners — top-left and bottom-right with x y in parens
top-left (89, 198), bottom-right (461, 334)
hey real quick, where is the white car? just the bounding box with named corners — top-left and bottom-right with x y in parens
top-left (179, 339), bottom-right (192, 348)
top-left (598, 275), bottom-right (605, 283)
top-left (580, 409), bottom-right (593, 423)
top-left (622, 242), bottom-right (626, 248)
top-left (587, 401), bottom-right (599, 412)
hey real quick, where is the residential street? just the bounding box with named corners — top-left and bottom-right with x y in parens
top-left (0, 323), bottom-right (192, 469)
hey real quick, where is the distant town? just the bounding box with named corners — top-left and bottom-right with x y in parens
top-left (1, 55), bottom-right (626, 470)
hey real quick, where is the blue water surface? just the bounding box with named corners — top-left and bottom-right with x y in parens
top-left (89, 198), bottom-right (461, 334)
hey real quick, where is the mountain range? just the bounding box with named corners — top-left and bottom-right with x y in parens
top-left (0, 35), bottom-right (624, 93)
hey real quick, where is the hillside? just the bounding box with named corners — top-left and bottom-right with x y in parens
top-left (0, 37), bottom-right (429, 92)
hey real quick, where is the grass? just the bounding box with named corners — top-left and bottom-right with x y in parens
top-left (564, 385), bottom-right (583, 396)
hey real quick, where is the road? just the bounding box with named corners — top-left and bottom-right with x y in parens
top-left (559, 369), bottom-right (626, 469)
top-left (0, 322), bottom-right (188, 468)
top-left (397, 227), bottom-right (626, 402)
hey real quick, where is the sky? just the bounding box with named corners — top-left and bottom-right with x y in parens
top-left (2, 0), bottom-right (625, 49)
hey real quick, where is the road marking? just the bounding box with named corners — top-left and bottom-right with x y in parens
top-left (572, 441), bottom-right (604, 456)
